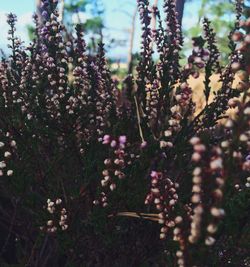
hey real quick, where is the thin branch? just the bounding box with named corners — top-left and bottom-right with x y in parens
top-left (109, 211), bottom-right (159, 222)
top-left (134, 95), bottom-right (145, 143)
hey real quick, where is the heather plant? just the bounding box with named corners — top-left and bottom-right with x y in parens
top-left (0, 0), bottom-right (249, 266)
top-left (233, 2), bottom-right (250, 75)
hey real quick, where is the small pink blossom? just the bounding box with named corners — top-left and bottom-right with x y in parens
top-left (119, 135), bottom-right (127, 144)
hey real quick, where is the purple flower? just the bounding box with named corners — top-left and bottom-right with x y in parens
top-left (151, 171), bottom-right (158, 178)
top-left (110, 140), bottom-right (117, 148)
top-left (42, 11), bottom-right (48, 18)
top-left (102, 135), bottom-right (110, 144)
top-left (140, 141), bottom-right (147, 148)
top-left (119, 135), bottom-right (127, 144)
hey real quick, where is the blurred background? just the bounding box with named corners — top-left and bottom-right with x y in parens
top-left (1, 0), bottom-right (248, 64)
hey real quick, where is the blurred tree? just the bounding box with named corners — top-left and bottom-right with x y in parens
top-left (64, 0), bottom-right (103, 35)
top-left (127, 0), bottom-right (186, 74)
top-left (64, 0), bottom-right (104, 53)
top-left (31, 0), bottom-right (106, 54)
top-left (186, 0), bottom-right (236, 63)
top-left (238, 2), bottom-right (250, 74)
top-left (64, 0), bottom-right (126, 55)
top-left (127, 6), bottom-right (137, 74)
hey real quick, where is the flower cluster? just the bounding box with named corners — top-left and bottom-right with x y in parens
top-left (145, 171), bottom-right (179, 240)
top-left (203, 18), bottom-right (221, 71)
top-left (206, 146), bottom-right (225, 246)
top-left (94, 135), bottom-right (129, 206)
top-left (189, 136), bottom-right (226, 248)
top-left (0, 132), bottom-right (16, 177)
top-left (41, 198), bottom-right (68, 233)
top-left (188, 38), bottom-right (210, 70)
top-left (221, 99), bottom-right (250, 191)
top-left (136, 0), bottom-right (154, 106)
top-left (159, 0), bottom-right (183, 83)
top-left (188, 137), bottom-right (206, 243)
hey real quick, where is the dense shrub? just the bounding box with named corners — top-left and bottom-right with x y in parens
top-left (0, 0), bottom-right (249, 266)
top-left (235, 3), bottom-right (250, 73)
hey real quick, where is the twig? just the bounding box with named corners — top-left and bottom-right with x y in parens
top-left (109, 211), bottom-right (159, 222)
top-left (134, 96), bottom-right (145, 143)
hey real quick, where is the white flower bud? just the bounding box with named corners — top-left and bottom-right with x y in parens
top-left (47, 207), bottom-right (55, 214)
top-left (190, 137), bottom-right (200, 145)
top-left (207, 224), bottom-right (217, 234)
top-left (151, 188), bottom-right (160, 194)
top-left (7, 170), bottom-right (13, 176)
top-left (211, 207), bottom-right (225, 217)
top-left (221, 141), bottom-right (229, 148)
top-left (48, 201), bottom-right (55, 207)
top-left (110, 183), bottom-right (116, 191)
top-left (164, 130), bottom-right (172, 137)
top-left (4, 151), bottom-right (11, 158)
top-left (160, 233), bottom-right (166, 239)
top-left (210, 158), bottom-right (223, 170)
top-left (169, 199), bottom-right (176, 206)
top-left (154, 198), bottom-right (161, 204)
top-left (225, 119), bottom-right (233, 128)
top-left (60, 215), bottom-right (67, 221)
top-left (174, 216), bottom-right (183, 224)
top-left (101, 179), bottom-right (108, 187)
top-left (47, 220), bottom-right (53, 226)
top-left (205, 236), bottom-right (216, 246)
top-left (191, 194), bottom-right (200, 203)
top-left (167, 221), bottom-right (175, 228)
top-left (193, 176), bottom-right (201, 184)
top-left (56, 198), bottom-right (62, 205)
top-left (0, 161), bottom-right (6, 168)
top-left (160, 141), bottom-right (168, 148)
top-left (10, 140), bottom-right (16, 147)
top-left (192, 152), bottom-right (201, 162)
top-left (193, 167), bottom-right (201, 176)
top-left (61, 224), bottom-right (68, 230)
top-left (239, 134), bottom-right (248, 142)
top-left (244, 107), bottom-right (250, 115)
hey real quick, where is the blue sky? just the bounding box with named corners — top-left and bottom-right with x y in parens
top-left (0, 0), bottom-right (201, 59)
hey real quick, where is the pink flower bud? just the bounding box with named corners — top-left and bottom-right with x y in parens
top-left (102, 135), bottom-right (110, 144)
top-left (140, 141), bottom-right (147, 148)
top-left (119, 135), bottom-right (127, 144)
top-left (110, 140), bottom-right (117, 147)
